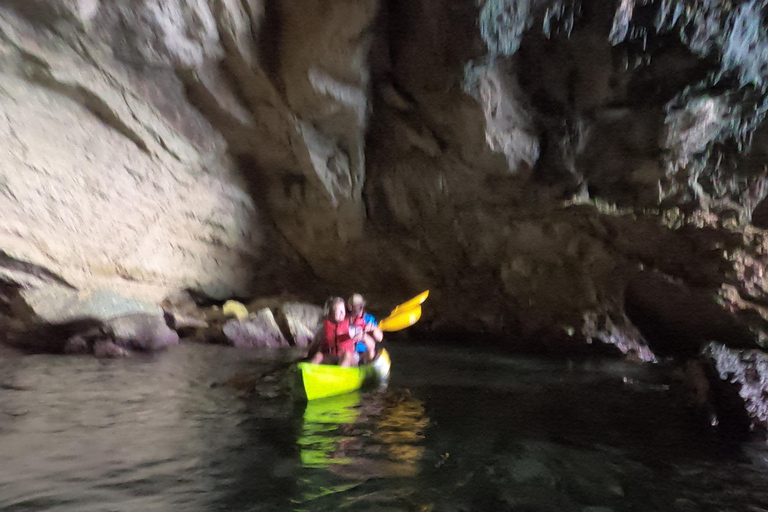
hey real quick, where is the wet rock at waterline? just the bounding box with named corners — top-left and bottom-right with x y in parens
top-left (696, 343), bottom-right (768, 435)
top-left (161, 291), bottom-right (209, 332)
top-left (279, 303), bottom-right (322, 347)
top-left (93, 340), bottom-right (131, 359)
top-left (108, 313), bottom-right (180, 352)
top-left (1, 318), bottom-right (111, 355)
top-left (0, 312), bottom-right (178, 357)
top-left (63, 334), bottom-right (92, 355)
top-left (222, 308), bottom-right (288, 349)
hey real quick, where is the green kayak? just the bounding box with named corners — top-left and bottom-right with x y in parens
top-left (290, 349), bottom-right (391, 401)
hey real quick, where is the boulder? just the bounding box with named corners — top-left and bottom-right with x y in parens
top-left (280, 302), bottom-right (323, 347)
top-left (161, 290), bottom-right (209, 331)
top-left (222, 308), bottom-right (288, 348)
top-left (106, 313), bottom-right (179, 351)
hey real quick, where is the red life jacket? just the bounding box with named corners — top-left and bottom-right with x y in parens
top-left (350, 314), bottom-right (367, 330)
top-left (322, 319), bottom-right (354, 355)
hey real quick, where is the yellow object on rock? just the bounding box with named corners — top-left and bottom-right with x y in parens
top-left (222, 300), bottom-right (249, 320)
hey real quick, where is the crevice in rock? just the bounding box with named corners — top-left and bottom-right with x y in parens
top-left (19, 53), bottom-right (151, 155)
top-left (176, 67), bottom-right (255, 155)
top-left (211, 0), bottom-right (287, 121)
top-left (231, 153), bottom-right (325, 295)
top-left (254, 0), bottom-right (283, 94)
top-left (0, 250), bottom-right (75, 290)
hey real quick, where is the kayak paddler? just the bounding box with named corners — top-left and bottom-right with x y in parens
top-left (309, 297), bottom-right (359, 367)
top-left (347, 293), bottom-right (381, 362)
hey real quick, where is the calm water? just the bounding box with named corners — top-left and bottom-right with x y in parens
top-left (1, 343), bottom-right (767, 511)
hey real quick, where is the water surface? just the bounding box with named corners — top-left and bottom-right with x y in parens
top-left (0, 343), bottom-right (766, 511)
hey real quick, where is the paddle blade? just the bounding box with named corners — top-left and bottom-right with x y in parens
top-left (379, 305), bottom-right (422, 332)
top-left (391, 290), bottom-right (429, 315)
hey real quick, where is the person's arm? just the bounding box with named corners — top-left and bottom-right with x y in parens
top-left (364, 314), bottom-right (384, 342)
top-left (304, 324), bottom-right (325, 358)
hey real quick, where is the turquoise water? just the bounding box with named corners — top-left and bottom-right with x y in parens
top-left (0, 343), bottom-right (766, 511)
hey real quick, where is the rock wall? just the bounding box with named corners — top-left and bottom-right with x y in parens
top-left (2, 0), bottom-right (768, 366)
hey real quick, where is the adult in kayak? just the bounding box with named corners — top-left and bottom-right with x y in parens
top-left (347, 293), bottom-right (381, 362)
top-left (309, 297), bottom-right (361, 367)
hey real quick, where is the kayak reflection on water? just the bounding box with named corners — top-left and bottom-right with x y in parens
top-left (294, 390), bottom-right (429, 507)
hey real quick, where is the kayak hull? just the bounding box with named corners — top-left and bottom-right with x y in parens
top-left (291, 349), bottom-right (391, 401)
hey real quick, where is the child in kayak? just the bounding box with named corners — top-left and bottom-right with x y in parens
top-left (309, 297), bottom-right (362, 367)
top-left (347, 293), bottom-right (381, 362)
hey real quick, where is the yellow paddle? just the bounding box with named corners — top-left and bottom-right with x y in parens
top-left (390, 290), bottom-right (429, 315)
top-left (378, 305), bottom-right (422, 332)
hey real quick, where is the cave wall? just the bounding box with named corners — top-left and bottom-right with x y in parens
top-left (2, 0), bottom-right (768, 356)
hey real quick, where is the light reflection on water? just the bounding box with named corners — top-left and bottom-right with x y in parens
top-left (2, 343), bottom-right (768, 511)
top-left (294, 390), bottom-right (427, 510)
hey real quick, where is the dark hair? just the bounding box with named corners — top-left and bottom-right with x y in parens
top-left (323, 297), bottom-right (346, 317)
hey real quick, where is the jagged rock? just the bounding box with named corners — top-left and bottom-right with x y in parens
top-left (689, 343), bottom-right (768, 436)
top-left (221, 308), bottom-right (288, 348)
top-left (279, 302), bottom-right (323, 347)
top-left (160, 290), bottom-right (208, 332)
top-left (163, 310), bottom-right (208, 331)
top-left (106, 313), bottom-right (179, 351)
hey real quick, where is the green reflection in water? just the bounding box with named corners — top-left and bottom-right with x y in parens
top-left (294, 390), bottom-right (430, 510)
top-left (299, 392), bottom-right (363, 468)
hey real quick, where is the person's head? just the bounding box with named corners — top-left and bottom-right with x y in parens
top-left (347, 293), bottom-right (366, 319)
top-left (324, 297), bottom-right (347, 323)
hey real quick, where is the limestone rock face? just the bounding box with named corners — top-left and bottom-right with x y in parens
top-left (2, 0), bottom-right (768, 371)
top-left (0, 6), bottom-right (270, 304)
